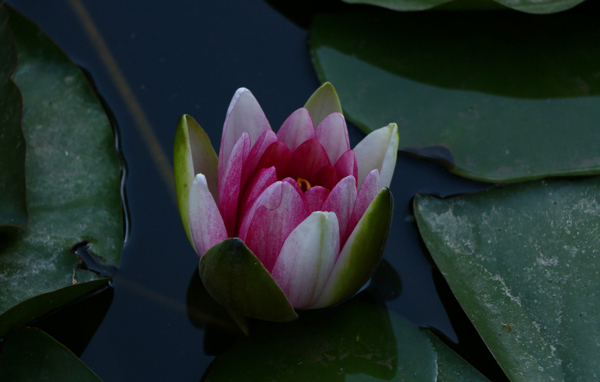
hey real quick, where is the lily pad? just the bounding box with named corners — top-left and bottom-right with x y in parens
top-left (414, 176), bottom-right (600, 381)
top-left (0, 7), bottom-right (123, 335)
top-left (342, 0), bottom-right (586, 13)
top-left (0, 3), bottom-right (27, 229)
top-left (0, 327), bottom-right (102, 381)
top-left (310, 10), bottom-right (600, 182)
top-left (205, 299), bottom-right (489, 381)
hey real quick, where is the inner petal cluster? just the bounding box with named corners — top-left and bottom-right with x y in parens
top-left (215, 108), bottom-right (361, 276)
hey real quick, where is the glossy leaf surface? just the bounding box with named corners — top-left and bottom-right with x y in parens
top-left (199, 238), bottom-right (298, 322)
top-left (0, 3), bottom-right (27, 229)
top-left (0, 327), bottom-right (102, 381)
top-left (0, 8), bottom-right (123, 331)
top-left (343, 0), bottom-right (586, 13)
top-left (310, 10), bottom-right (600, 182)
top-left (414, 177), bottom-right (600, 381)
top-left (205, 299), bottom-right (488, 381)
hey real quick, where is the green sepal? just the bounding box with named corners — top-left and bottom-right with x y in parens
top-left (311, 187), bottom-right (394, 308)
top-left (173, 114), bottom-right (219, 251)
top-left (199, 238), bottom-right (298, 322)
top-left (304, 82), bottom-right (343, 127)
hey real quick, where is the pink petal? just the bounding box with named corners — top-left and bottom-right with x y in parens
top-left (219, 88), bottom-right (271, 185)
top-left (347, 169), bottom-right (380, 240)
top-left (243, 182), bottom-right (308, 272)
top-left (292, 139), bottom-right (331, 182)
top-left (316, 113), bottom-right (350, 164)
top-left (218, 133), bottom-right (250, 237)
top-left (255, 141), bottom-right (295, 180)
top-left (241, 130), bottom-right (278, 190)
top-left (311, 165), bottom-right (339, 191)
top-left (353, 123), bottom-right (399, 189)
top-left (189, 174), bottom-right (228, 257)
top-left (303, 186), bottom-right (330, 214)
top-left (236, 166), bottom-right (278, 235)
top-left (271, 212), bottom-right (340, 308)
top-left (321, 175), bottom-right (357, 246)
top-left (334, 150), bottom-right (358, 187)
top-left (276, 108), bottom-right (316, 152)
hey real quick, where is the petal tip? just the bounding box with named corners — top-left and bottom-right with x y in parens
top-left (193, 173), bottom-right (208, 187)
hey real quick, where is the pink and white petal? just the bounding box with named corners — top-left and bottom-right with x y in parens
top-left (241, 130), bottom-right (278, 189)
top-left (311, 165), bottom-right (339, 191)
top-left (353, 123), bottom-right (399, 189)
top-left (219, 88), bottom-right (271, 183)
top-left (239, 181), bottom-right (281, 242)
top-left (316, 113), bottom-right (350, 164)
top-left (282, 177), bottom-right (303, 197)
top-left (255, 141), bottom-right (295, 180)
top-left (218, 133), bottom-right (250, 237)
top-left (277, 108), bottom-right (316, 152)
top-left (243, 182), bottom-right (308, 272)
top-left (334, 150), bottom-right (358, 186)
top-left (347, 169), bottom-right (380, 239)
top-left (271, 212), bottom-right (340, 309)
top-left (321, 175), bottom-right (357, 245)
top-left (237, 167), bottom-right (278, 234)
top-left (292, 139), bottom-right (331, 181)
top-left (189, 174), bottom-right (228, 257)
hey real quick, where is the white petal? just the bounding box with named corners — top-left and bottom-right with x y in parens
top-left (271, 212), bottom-right (340, 309)
top-left (353, 123), bottom-right (399, 189)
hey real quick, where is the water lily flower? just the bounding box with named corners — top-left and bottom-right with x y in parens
top-left (174, 83), bottom-right (397, 322)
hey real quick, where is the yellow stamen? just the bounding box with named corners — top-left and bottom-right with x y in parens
top-left (297, 178), bottom-right (312, 192)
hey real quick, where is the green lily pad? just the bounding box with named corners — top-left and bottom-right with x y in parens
top-left (200, 238), bottom-right (298, 322)
top-left (205, 299), bottom-right (489, 381)
top-left (0, 3), bottom-right (27, 229)
top-left (310, 10), bottom-right (600, 182)
top-left (0, 327), bottom-right (102, 381)
top-left (414, 176), bottom-right (600, 381)
top-left (342, 0), bottom-right (586, 13)
top-left (0, 7), bottom-right (123, 335)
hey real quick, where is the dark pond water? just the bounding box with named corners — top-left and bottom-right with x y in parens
top-left (6, 0), bottom-right (516, 380)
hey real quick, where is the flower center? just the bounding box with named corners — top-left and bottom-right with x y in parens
top-left (296, 177), bottom-right (312, 192)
